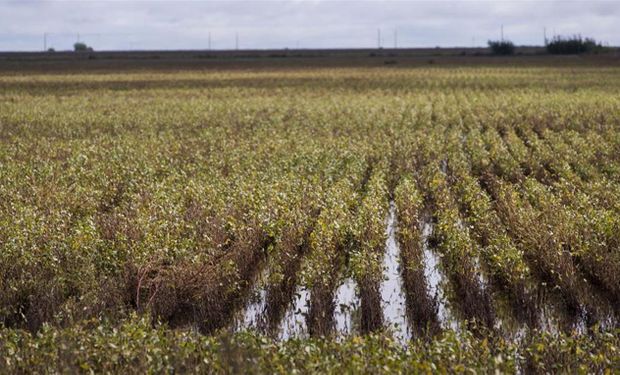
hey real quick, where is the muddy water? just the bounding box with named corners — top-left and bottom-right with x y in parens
top-left (380, 202), bottom-right (410, 341)
top-left (334, 278), bottom-right (360, 335)
top-left (421, 220), bottom-right (459, 331)
top-left (278, 285), bottom-right (310, 340)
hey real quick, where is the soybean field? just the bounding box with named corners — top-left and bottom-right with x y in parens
top-left (1, 60), bottom-right (620, 373)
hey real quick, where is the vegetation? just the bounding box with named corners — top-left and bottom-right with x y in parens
top-left (73, 42), bottom-right (94, 52)
top-left (2, 316), bottom-right (619, 373)
top-left (1, 60), bottom-right (620, 372)
top-left (546, 35), bottom-right (604, 54)
top-left (488, 40), bottom-right (515, 55)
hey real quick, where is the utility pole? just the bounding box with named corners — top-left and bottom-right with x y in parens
top-left (500, 25), bottom-right (504, 41)
top-left (77, 33), bottom-right (80, 43)
top-left (377, 28), bottom-right (381, 48)
top-left (394, 28), bottom-right (397, 49)
top-left (235, 32), bottom-right (239, 50)
top-left (543, 27), bottom-right (547, 46)
top-left (208, 32), bottom-right (211, 50)
top-left (43, 33), bottom-right (47, 51)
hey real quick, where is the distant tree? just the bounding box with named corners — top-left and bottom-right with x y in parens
top-left (74, 42), bottom-right (94, 52)
top-left (546, 35), bottom-right (604, 55)
top-left (47, 48), bottom-right (55, 52)
top-left (488, 40), bottom-right (515, 55)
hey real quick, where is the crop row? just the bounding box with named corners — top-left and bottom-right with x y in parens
top-left (2, 65), bottom-right (620, 370)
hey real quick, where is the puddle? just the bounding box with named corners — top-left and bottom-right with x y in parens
top-left (490, 288), bottom-right (529, 340)
top-left (536, 293), bottom-right (618, 336)
top-left (538, 300), bottom-right (562, 335)
top-left (232, 268), bottom-right (268, 332)
top-left (532, 279), bottom-right (596, 335)
top-left (421, 219), bottom-right (459, 331)
top-left (278, 285), bottom-right (310, 340)
top-left (334, 278), bottom-right (360, 335)
top-left (380, 201), bottom-right (410, 341)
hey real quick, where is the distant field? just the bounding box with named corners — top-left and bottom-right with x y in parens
top-left (1, 56), bottom-right (620, 373)
top-left (1, 47), bottom-right (619, 73)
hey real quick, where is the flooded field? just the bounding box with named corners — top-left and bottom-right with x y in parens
top-left (1, 61), bottom-right (620, 373)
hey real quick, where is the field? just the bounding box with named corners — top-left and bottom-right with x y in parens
top-left (1, 55), bottom-right (620, 373)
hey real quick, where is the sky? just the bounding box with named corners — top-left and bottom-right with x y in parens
top-left (0, 1), bottom-right (618, 51)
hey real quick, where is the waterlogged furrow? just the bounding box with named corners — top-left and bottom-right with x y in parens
top-left (3, 64), bottom-right (620, 371)
top-left (421, 220), bottom-right (457, 331)
top-left (234, 218), bottom-right (316, 335)
top-left (278, 284), bottom-right (311, 340)
top-left (394, 177), bottom-right (442, 336)
top-left (480, 123), bottom-right (618, 326)
top-left (261, 191), bottom-right (325, 336)
top-left (226, 164), bottom-right (336, 335)
top-left (518, 179), bottom-right (618, 324)
top-left (303, 167), bottom-right (365, 336)
top-left (491, 179), bottom-right (588, 320)
top-left (422, 164), bottom-right (495, 330)
top-left (447, 140), bottom-right (538, 326)
top-left (380, 201), bottom-right (409, 341)
top-left (274, 159), bottom-right (367, 338)
top-left (333, 277), bottom-right (359, 335)
top-left (349, 166), bottom-right (389, 334)
top-left (515, 130), bottom-right (620, 312)
top-left (464, 122), bottom-right (591, 329)
top-left (232, 267), bottom-right (269, 332)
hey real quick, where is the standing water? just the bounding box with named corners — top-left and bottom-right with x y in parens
top-left (380, 202), bottom-right (410, 341)
top-left (278, 285), bottom-right (310, 340)
top-left (421, 220), bottom-right (459, 331)
top-left (334, 278), bottom-right (360, 335)
top-left (232, 268), bottom-right (268, 332)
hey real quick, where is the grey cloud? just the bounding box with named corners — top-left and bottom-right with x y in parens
top-left (0, 1), bottom-right (617, 51)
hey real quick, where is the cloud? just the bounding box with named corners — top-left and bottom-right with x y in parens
top-left (0, 0), bottom-right (617, 51)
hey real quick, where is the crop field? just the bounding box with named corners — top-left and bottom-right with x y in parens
top-left (1, 59), bottom-right (620, 373)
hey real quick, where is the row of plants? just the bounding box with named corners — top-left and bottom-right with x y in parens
top-left (2, 63), bottom-right (620, 369)
top-left (301, 158), bottom-right (369, 335)
top-left (493, 116), bottom-right (620, 312)
top-left (2, 316), bottom-right (618, 373)
top-left (446, 139), bottom-right (537, 326)
top-left (471, 121), bottom-right (589, 316)
top-left (393, 176), bottom-right (441, 336)
top-left (472, 116), bottom-right (617, 325)
top-left (349, 164), bottom-right (390, 332)
top-left (420, 160), bottom-right (496, 330)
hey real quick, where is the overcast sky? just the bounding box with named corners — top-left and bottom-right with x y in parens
top-left (0, 1), bottom-right (617, 51)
